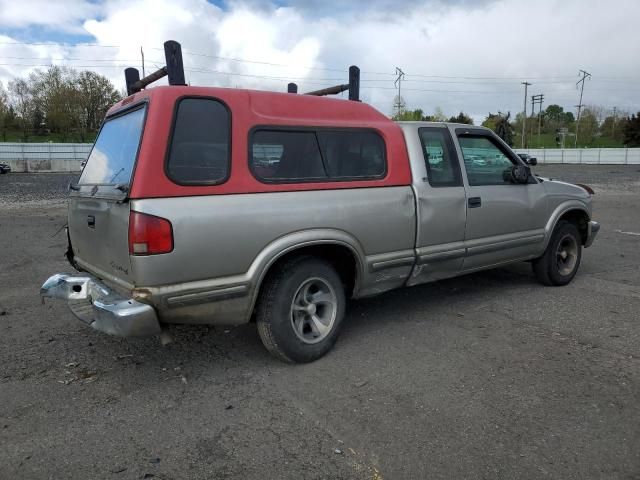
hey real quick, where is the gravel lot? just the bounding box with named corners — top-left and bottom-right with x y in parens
top-left (1, 166), bottom-right (639, 480)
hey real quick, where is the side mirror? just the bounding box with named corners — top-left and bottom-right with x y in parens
top-left (504, 165), bottom-right (531, 184)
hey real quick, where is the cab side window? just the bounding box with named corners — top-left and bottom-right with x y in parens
top-left (166, 98), bottom-right (231, 185)
top-left (457, 135), bottom-right (516, 186)
top-left (252, 130), bottom-right (327, 181)
top-left (418, 127), bottom-right (462, 187)
top-left (250, 128), bottom-right (386, 183)
top-left (317, 131), bottom-right (385, 179)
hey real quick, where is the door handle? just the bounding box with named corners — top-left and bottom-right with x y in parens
top-left (87, 215), bottom-right (95, 228)
top-left (468, 197), bottom-right (482, 208)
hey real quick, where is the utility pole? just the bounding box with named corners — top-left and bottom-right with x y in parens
top-left (612, 106), bottom-right (617, 137)
top-left (574, 69), bottom-right (591, 147)
top-left (394, 67), bottom-right (406, 117)
top-left (141, 46), bottom-right (146, 77)
top-left (530, 95), bottom-right (535, 141)
top-left (531, 94), bottom-right (544, 146)
top-left (521, 81), bottom-right (531, 148)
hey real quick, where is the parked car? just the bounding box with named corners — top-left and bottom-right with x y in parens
top-left (0, 163), bottom-right (11, 174)
top-left (41, 42), bottom-right (599, 363)
top-left (517, 153), bottom-right (538, 166)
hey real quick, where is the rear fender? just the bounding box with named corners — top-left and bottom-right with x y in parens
top-left (246, 229), bottom-right (367, 319)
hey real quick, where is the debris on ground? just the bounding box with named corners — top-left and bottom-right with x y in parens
top-left (58, 365), bottom-right (98, 385)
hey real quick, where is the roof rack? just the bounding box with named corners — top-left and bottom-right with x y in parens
top-left (124, 39), bottom-right (360, 102)
top-left (288, 65), bottom-right (361, 101)
top-left (124, 40), bottom-right (186, 95)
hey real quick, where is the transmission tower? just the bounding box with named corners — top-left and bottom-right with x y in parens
top-left (394, 67), bottom-right (406, 117)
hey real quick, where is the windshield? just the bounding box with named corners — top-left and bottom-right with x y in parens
top-left (78, 106), bottom-right (146, 185)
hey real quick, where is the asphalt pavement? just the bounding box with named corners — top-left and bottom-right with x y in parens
top-left (0, 165), bottom-right (639, 479)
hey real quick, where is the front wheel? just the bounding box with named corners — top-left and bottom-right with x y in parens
top-left (256, 256), bottom-right (346, 363)
top-left (532, 221), bottom-right (582, 286)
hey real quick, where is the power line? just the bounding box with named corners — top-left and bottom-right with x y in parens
top-left (3, 41), bottom-right (637, 83)
top-left (2, 56), bottom-right (637, 88)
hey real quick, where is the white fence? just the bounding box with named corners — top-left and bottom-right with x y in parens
top-left (1, 143), bottom-right (639, 173)
top-left (514, 148), bottom-right (640, 165)
top-left (0, 143), bottom-right (92, 172)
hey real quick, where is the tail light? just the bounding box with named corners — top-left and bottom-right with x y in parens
top-left (129, 211), bottom-right (173, 255)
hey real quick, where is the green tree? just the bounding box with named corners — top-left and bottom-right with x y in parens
top-left (623, 113), bottom-right (640, 147)
top-left (8, 78), bottom-right (34, 141)
top-left (600, 109), bottom-right (629, 143)
top-left (448, 111), bottom-right (473, 125)
top-left (481, 112), bottom-right (498, 131)
top-left (482, 112), bottom-right (513, 145)
top-left (29, 66), bottom-right (81, 140)
top-left (77, 71), bottom-right (121, 138)
top-left (0, 84), bottom-right (8, 141)
top-left (432, 107), bottom-right (447, 122)
top-left (576, 108), bottom-right (599, 145)
top-left (393, 108), bottom-right (432, 121)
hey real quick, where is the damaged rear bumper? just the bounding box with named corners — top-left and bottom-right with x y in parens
top-left (40, 273), bottom-right (161, 337)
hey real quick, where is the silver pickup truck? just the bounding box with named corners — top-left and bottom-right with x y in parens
top-left (41, 56), bottom-right (599, 363)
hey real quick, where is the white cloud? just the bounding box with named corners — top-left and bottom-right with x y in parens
top-left (0, 0), bottom-right (639, 120)
top-left (0, 0), bottom-right (101, 31)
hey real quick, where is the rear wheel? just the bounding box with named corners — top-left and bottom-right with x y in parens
top-left (256, 256), bottom-right (346, 363)
top-left (532, 221), bottom-right (582, 286)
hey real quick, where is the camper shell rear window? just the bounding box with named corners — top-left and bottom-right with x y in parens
top-left (78, 105), bottom-right (146, 186)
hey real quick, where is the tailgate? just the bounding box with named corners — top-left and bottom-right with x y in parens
top-left (68, 103), bottom-right (146, 285)
top-left (68, 198), bottom-right (132, 283)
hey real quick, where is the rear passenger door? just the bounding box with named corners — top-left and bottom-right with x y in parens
top-left (407, 125), bottom-right (467, 285)
top-left (454, 128), bottom-right (548, 270)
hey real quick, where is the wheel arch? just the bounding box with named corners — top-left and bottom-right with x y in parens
top-left (544, 201), bottom-right (591, 248)
top-left (245, 229), bottom-right (366, 321)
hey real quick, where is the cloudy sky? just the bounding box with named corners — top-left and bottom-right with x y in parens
top-left (1, 0), bottom-right (638, 122)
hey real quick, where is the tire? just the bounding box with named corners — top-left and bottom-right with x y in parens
top-left (532, 220), bottom-right (582, 286)
top-left (256, 256), bottom-right (346, 363)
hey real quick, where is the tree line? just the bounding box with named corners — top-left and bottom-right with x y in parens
top-left (392, 97), bottom-right (640, 148)
top-left (0, 66), bottom-right (122, 142)
top-left (2, 70), bottom-right (639, 148)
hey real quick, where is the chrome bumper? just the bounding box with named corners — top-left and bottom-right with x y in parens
top-left (585, 220), bottom-right (600, 248)
top-left (40, 274), bottom-right (161, 337)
